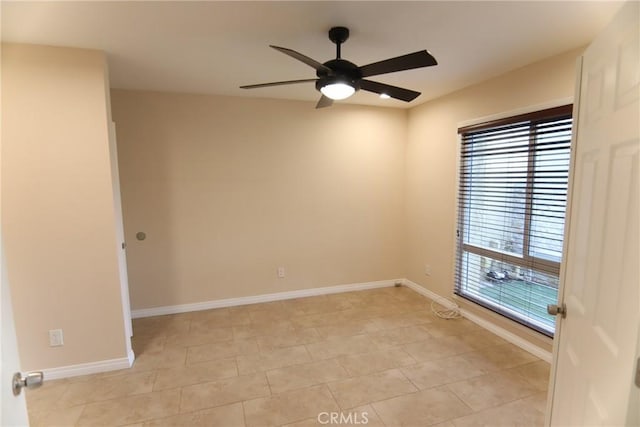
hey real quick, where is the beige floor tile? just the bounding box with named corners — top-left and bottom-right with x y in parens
top-left (154, 358), bottom-right (238, 391)
top-left (131, 346), bottom-right (187, 372)
top-left (346, 301), bottom-right (404, 316)
top-left (266, 359), bottom-right (349, 394)
top-left (305, 334), bottom-right (377, 360)
top-left (248, 307), bottom-right (292, 323)
top-left (243, 384), bottom-right (339, 426)
top-left (133, 314), bottom-right (192, 337)
top-left (456, 329), bottom-right (508, 350)
top-left (233, 320), bottom-right (295, 339)
top-left (186, 338), bottom-right (258, 365)
top-left (447, 370), bottom-right (538, 411)
top-left (190, 308), bottom-right (251, 329)
top-left (451, 396), bottom-right (546, 426)
top-left (164, 327), bottom-right (234, 347)
top-left (402, 356), bottom-right (487, 390)
top-left (337, 347), bottom-right (416, 376)
top-left (369, 325), bottom-right (433, 346)
top-left (144, 402), bottom-right (245, 426)
top-left (28, 289), bottom-right (551, 426)
top-left (324, 292), bottom-right (364, 307)
top-left (335, 307), bottom-right (383, 322)
top-left (462, 343), bottom-right (540, 371)
top-left (245, 300), bottom-right (287, 313)
top-left (78, 367), bottom-right (135, 381)
top-left (226, 304), bottom-right (253, 317)
top-left (290, 311), bottom-right (347, 329)
top-left (256, 328), bottom-right (320, 352)
top-left (315, 319), bottom-right (379, 339)
top-left (28, 405), bottom-right (85, 427)
top-left (237, 344), bottom-right (311, 374)
top-left (132, 334), bottom-right (166, 354)
top-left (76, 389), bottom-right (181, 426)
top-left (508, 360), bottom-right (551, 391)
top-left (45, 380), bottom-right (99, 409)
top-left (423, 318), bottom-right (482, 338)
top-left (328, 369), bottom-right (418, 409)
top-left (56, 371), bottom-right (156, 407)
top-left (283, 295), bottom-right (351, 317)
top-left (519, 391), bottom-right (549, 414)
top-left (188, 317), bottom-right (237, 334)
top-left (370, 311), bottom-right (433, 330)
top-left (394, 301), bottom-right (432, 314)
top-left (24, 380), bottom-right (70, 413)
top-left (401, 355), bottom-right (486, 390)
top-left (180, 373), bottom-right (270, 413)
top-left (388, 286), bottom-right (425, 301)
top-left (402, 336), bottom-right (473, 362)
top-left (282, 404), bottom-right (384, 427)
top-left (372, 386), bottom-right (473, 426)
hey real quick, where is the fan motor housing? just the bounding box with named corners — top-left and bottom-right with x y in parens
top-left (316, 58), bottom-right (362, 92)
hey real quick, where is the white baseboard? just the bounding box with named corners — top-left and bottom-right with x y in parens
top-left (41, 352), bottom-right (134, 381)
top-left (131, 279), bottom-right (401, 319)
top-left (403, 279), bottom-right (552, 363)
top-left (459, 308), bottom-right (552, 363)
top-left (402, 279), bottom-right (458, 309)
top-left (127, 348), bottom-right (135, 366)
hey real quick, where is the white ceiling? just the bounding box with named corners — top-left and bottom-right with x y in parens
top-left (1, 1), bottom-right (623, 108)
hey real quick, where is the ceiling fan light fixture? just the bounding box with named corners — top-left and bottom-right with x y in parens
top-left (320, 82), bottom-right (355, 100)
top-left (241, 26), bottom-right (437, 108)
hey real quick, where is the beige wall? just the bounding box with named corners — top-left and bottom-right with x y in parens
top-left (1, 44), bottom-right (129, 370)
top-left (111, 91), bottom-right (407, 310)
top-left (405, 47), bottom-right (583, 349)
top-left (3, 42), bottom-right (579, 370)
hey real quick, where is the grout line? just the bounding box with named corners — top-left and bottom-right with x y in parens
top-left (240, 398), bottom-right (248, 427)
top-left (368, 402), bottom-right (388, 427)
top-left (397, 366), bottom-right (421, 392)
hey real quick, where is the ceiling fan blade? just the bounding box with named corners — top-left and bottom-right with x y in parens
top-left (359, 50), bottom-right (437, 78)
top-left (240, 79), bottom-right (317, 89)
top-left (360, 79), bottom-right (421, 102)
top-left (270, 45), bottom-right (332, 73)
top-left (315, 95), bottom-right (334, 109)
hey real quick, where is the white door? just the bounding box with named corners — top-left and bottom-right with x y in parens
top-left (548, 2), bottom-right (639, 426)
top-left (108, 122), bottom-right (134, 349)
top-left (1, 243), bottom-right (30, 426)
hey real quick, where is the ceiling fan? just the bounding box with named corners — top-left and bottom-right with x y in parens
top-left (240, 27), bottom-right (438, 109)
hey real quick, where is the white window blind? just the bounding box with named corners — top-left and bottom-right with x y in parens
top-left (455, 105), bottom-right (573, 336)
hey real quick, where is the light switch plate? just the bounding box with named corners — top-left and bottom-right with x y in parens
top-left (49, 329), bottom-right (64, 347)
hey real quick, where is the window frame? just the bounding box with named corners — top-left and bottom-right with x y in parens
top-left (455, 104), bottom-right (573, 336)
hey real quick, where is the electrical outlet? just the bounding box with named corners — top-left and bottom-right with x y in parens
top-left (49, 329), bottom-right (64, 347)
top-left (425, 264), bottom-right (432, 276)
top-left (277, 267), bottom-right (285, 278)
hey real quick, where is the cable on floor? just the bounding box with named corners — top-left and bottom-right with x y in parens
top-left (430, 296), bottom-right (462, 319)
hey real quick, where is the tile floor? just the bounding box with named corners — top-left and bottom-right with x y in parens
top-left (26, 286), bottom-right (550, 426)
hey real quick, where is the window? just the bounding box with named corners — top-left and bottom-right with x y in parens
top-left (455, 105), bottom-right (572, 336)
